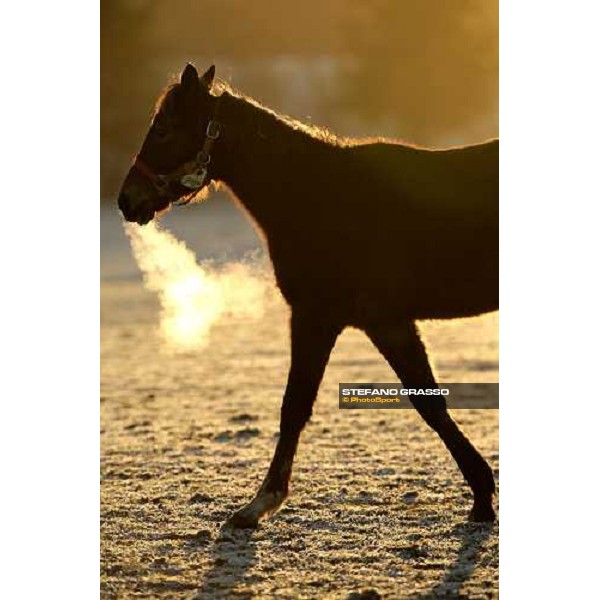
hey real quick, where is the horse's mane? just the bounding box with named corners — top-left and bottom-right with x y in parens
top-left (213, 80), bottom-right (435, 151)
top-left (215, 80), bottom-right (345, 147)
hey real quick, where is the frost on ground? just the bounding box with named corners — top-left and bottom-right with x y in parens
top-left (101, 276), bottom-right (498, 599)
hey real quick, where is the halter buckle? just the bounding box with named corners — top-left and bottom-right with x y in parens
top-left (206, 119), bottom-right (221, 140)
top-left (180, 168), bottom-right (207, 190)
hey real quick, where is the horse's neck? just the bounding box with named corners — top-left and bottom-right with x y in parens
top-left (212, 93), bottom-right (326, 232)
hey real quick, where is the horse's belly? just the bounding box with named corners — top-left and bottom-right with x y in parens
top-left (268, 227), bottom-right (498, 321)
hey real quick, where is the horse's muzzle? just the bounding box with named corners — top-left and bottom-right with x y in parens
top-left (117, 191), bottom-right (155, 225)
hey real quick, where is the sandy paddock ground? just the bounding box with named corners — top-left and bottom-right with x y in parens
top-left (101, 204), bottom-right (498, 599)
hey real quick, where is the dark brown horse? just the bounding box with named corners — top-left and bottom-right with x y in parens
top-left (118, 64), bottom-right (498, 528)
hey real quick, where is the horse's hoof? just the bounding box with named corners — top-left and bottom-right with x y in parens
top-left (468, 503), bottom-right (496, 523)
top-left (224, 509), bottom-right (259, 530)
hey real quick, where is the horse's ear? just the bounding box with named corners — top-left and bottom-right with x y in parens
top-left (200, 65), bottom-right (216, 89)
top-left (180, 63), bottom-right (199, 91)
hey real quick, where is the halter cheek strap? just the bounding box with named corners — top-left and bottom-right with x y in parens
top-left (132, 156), bottom-right (170, 193)
top-left (132, 99), bottom-right (222, 206)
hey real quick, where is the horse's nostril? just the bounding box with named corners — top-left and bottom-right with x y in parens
top-left (117, 192), bottom-right (138, 222)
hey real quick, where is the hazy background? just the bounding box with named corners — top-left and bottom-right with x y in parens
top-left (101, 0), bottom-right (498, 199)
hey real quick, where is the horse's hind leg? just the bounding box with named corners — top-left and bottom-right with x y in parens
top-left (225, 308), bottom-right (341, 529)
top-left (365, 320), bottom-right (496, 522)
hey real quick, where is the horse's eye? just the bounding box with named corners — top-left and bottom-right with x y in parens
top-left (154, 127), bottom-right (170, 141)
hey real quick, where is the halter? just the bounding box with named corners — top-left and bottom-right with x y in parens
top-left (132, 100), bottom-right (222, 206)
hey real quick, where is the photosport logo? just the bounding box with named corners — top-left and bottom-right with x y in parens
top-left (338, 383), bottom-right (499, 409)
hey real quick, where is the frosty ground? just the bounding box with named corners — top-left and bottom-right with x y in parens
top-left (101, 201), bottom-right (499, 599)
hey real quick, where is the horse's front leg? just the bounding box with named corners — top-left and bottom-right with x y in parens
top-left (225, 308), bottom-right (341, 529)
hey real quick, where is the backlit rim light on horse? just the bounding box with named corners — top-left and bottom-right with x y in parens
top-left (125, 221), bottom-right (268, 350)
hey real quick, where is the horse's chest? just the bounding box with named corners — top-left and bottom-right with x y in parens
top-left (267, 237), bottom-right (342, 301)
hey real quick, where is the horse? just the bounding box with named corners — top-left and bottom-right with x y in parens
top-left (118, 63), bottom-right (498, 528)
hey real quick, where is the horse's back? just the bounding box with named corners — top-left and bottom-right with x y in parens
top-left (336, 139), bottom-right (499, 320)
top-left (349, 138), bottom-right (498, 218)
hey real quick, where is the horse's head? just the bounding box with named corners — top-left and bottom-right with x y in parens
top-left (118, 64), bottom-right (218, 225)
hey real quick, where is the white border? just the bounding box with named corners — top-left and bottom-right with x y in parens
top-left (1, 1), bottom-right (99, 597)
top-left (501, 2), bottom-right (600, 597)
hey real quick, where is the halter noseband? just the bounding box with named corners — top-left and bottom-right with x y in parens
top-left (132, 100), bottom-right (222, 206)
